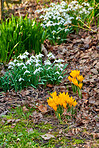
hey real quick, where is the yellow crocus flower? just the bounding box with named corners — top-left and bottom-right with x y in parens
top-left (77, 75), bottom-right (84, 82)
top-left (78, 83), bottom-right (83, 89)
top-left (68, 76), bottom-right (73, 82)
top-left (70, 70), bottom-right (80, 78)
top-left (72, 78), bottom-right (78, 86)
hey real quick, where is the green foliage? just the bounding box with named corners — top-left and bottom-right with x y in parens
top-left (0, 51), bottom-right (68, 92)
top-left (0, 15), bottom-right (46, 63)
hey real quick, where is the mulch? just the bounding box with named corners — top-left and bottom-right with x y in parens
top-left (0, 1), bottom-right (99, 147)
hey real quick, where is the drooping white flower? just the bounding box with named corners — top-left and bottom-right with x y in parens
top-left (9, 61), bottom-right (15, 66)
top-left (16, 63), bottom-right (25, 67)
top-left (44, 60), bottom-right (51, 66)
top-left (24, 70), bottom-right (30, 75)
top-left (54, 59), bottom-right (64, 63)
top-left (19, 78), bottom-right (24, 82)
top-left (58, 76), bottom-right (63, 79)
top-left (17, 54), bottom-right (27, 59)
top-left (24, 51), bottom-right (29, 56)
top-left (33, 67), bottom-right (43, 74)
top-left (47, 52), bottom-right (55, 59)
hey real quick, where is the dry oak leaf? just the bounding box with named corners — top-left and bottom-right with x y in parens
top-left (38, 104), bottom-right (47, 113)
top-left (41, 133), bottom-right (55, 140)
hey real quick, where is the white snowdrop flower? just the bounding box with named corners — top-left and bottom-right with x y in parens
top-left (35, 10), bottom-right (42, 13)
top-left (17, 54), bottom-right (27, 59)
top-left (88, 7), bottom-right (93, 11)
top-left (70, 17), bottom-right (74, 20)
top-left (58, 27), bottom-right (62, 30)
top-left (16, 63), bottom-right (25, 67)
top-left (26, 60), bottom-right (31, 65)
top-left (57, 37), bottom-right (60, 39)
top-left (30, 55), bottom-right (35, 59)
top-left (44, 60), bottom-right (51, 65)
top-left (8, 65), bottom-right (13, 69)
top-left (54, 59), bottom-right (64, 63)
top-left (40, 15), bottom-right (44, 19)
top-left (24, 51), bottom-right (29, 55)
top-left (65, 29), bottom-right (69, 32)
top-left (79, 11), bottom-right (83, 14)
top-left (47, 52), bottom-right (55, 59)
top-left (52, 30), bottom-right (56, 34)
top-left (35, 63), bottom-right (41, 67)
top-left (22, 65), bottom-right (27, 69)
top-left (13, 59), bottom-right (18, 63)
top-left (76, 16), bottom-right (81, 20)
top-left (41, 24), bottom-right (45, 28)
top-left (35, 59), bottom-right (41, 63)
top-left (8, 61), bottom-right (15, 67)
top-left (47, 67), bottom-right (51, 70)
top-left (60, 1), bottom-right (67, 6)
top-left (58, 76), bottom-right (63, 79)
top-left (55, 71), bottom-right (60, 75)
top-left (82, 2), bottom-right (90, 7)
top-left (55, 64), bottom-right (64, 69)
top-left (19, 78), bottom-right (24, 82)
top-left (24, 70), bottom-right (30, 75)
top-left (36, 53), bottom-right (44, 59)
top-left (33, 67), bottom-right (43, 74)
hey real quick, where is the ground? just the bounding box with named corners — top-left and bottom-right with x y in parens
top-left (0, 0), bottom-right (99, 147)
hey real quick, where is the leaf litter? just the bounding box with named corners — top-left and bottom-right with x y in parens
top-left (0, 0), bottom-right (99, 147)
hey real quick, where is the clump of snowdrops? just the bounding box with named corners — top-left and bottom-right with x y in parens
top-left (0, 51), bottom-right (67, 92)
top-left (68, 70), bottom-right (84, 98)
top-left (35, 1), bottom-right (93, 44)
top-left (47, 91), bottom-right (77, 121)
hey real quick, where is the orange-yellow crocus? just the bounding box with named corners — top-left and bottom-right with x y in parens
top-left (77, 75), bottom-right (84, 82)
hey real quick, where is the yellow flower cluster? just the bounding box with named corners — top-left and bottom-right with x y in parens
top-left (68, 70), bottom-right (84, 89)
top-left (47, 91), bottom-right (77, 111)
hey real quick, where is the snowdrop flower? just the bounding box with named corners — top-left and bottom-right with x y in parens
top-left (35, 63), bottom-right (41, 67)
top-left (9, 61), bottom-right (15, 67)
top-left (26, 59), bottom-right (33, 65)
top-left (30, 55), bottom-right (35, 59)
top-left (33, 67), bottom-right (43, 74)
top-left (60, 1), bottom-right (67, 6)
top-left (47, 52), bottom-right (55, 59)
top-left (16, 63), bottom-right (25, 67)
top-left (88, 7), bottom-right (93, 11)
top-left (8, 65), bottom-right (14, 69)
top-left (58, 76), bottom-right (63, 79)
top-left (22, 65), bottom-right (27, 69)
top-left (36, 53), bottom-right (44, 59)
top-left (13, 59), bottom-right (18, 63)
top-left (24, 51), bottom-right (29, 56)
top-left (19, 78), bottom-right (24, 82)
top-left (52, 30), bottom-right (56, 34)
top-left (54, 59), bottom-right (64, 63)
top-left (35, 10), bottom-right (42, 13)
top-left (55, 71), bottom-right (60, 75)
top-left (47, 67), bottom-right (51, 70)
top-left (24, 70), bottom-right (30, 75)
top-left (44, 60), bottom-right (51, 66)
top-left (35, 59), bottom-right (41, 64)
top-left (82, 2), bottom-right (90, 7)
top-left (65, 29), bottom-right (69, 32)
top-left (17, 54), bottom-right (27, 59)
top-left (76, 16), bottom-right (81, 20)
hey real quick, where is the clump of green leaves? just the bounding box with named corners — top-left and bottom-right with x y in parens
top-left (0, 15), bottom-right (46, 63)
top-left (0, 51), bottom-right (68, 92)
